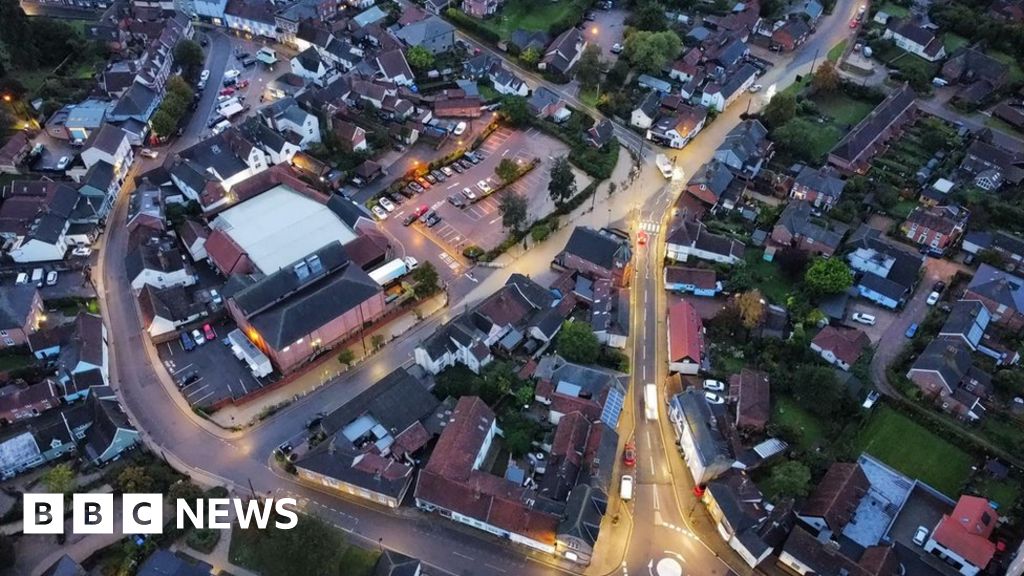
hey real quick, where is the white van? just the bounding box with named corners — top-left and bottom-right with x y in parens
top-left (212, 120), bottom-right (231, 135)
top-left (852, 312), bottom-right (876, 326)
top-left (620, 475), bottom-right (634, 501)
top-left (30, 268), bottom-right (44, 287)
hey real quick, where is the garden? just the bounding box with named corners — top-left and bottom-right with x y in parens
top-left (229, 513), bottom-right (380, 576)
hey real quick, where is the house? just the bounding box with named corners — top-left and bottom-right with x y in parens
top-left (637, 74), bottom-right (672, 94)
top-left (732, 369), bottom-right (769, 432)
top-left (771, 201), bottom-right (848, 257)
top-left (489, 64), bottom-right (529, 97)
top-left (126, 236), bottom-right (195, 291)
top-left (168, 129), bottom-right (270, 212)
top-left (261, 97), bottom-right (321, 148)
top-left (846, 225), bottom-right (924, 309)
top-left (942, 48), bottom-right (1008, 106)
top-left (666, 220), bottom-right (745, 265)
top-left (126, 182), bottom-right (167, 234)
top-left (713, 120), bottom-right (772, 179)
top-left (528, 87), bottom-right (570, 122)
top-left (780, 525), bottom-right (900, 576)
top-left (83, 387), bottom-right (140, 465)
top-left (541, 28), bottom-right (586, 77)
top-left (959, 139), bottom-right (1024, 191)
top-left (961, 229), bottom-right (1024, 268)
top-left (828, 86), bottom-right (917, 174)
top-left (907, 339), bottom-right (991, 420)
top-left (136, 549), bottom-right (211, 576)
top-left (56, 312), bottom-right (108, 391)
top-left (0, 382), bottom-right (59, 425)
top-left (772, 17), bottom-right (812, 51)
top-left (703, 471), bottom-right (792, 567)
top-left (81, 124), bottom-right (133, 184)
top-left (290, 48), bottom-right (332, 86)
top-left (376, 50), bottom-right (414, 87)
top-left (395, 16), bottom-right (454, 54)
top-left (0, 132), bottom-right (33, 174)
top-left (226, 242), bottom-right (385, 374)
top-left (668, 389), bottom-right (733, 484)
top-left (585, 120), bottom-right (615, 149)
top-left (224, 0), bottom-right (279, 40)
top-left (137, 285), bottom-right (206, 340)
top-left (0, 181), bottom-right (78, 263)
top-left (883, 18), bottom-right (946, 61)
top-left (373, 551), bottom-right (422, 576)
top-left (700, 64), bottom-right (758, 112)
top-left (964, 263), bottom-right (1024, 330)
top-left (553, 227), bottom-right (632, 286)
top-left (901, 205), bottom-right (968, 253)
top-left (940, 300), bottom-right (990, 350)
top-left (77, 161), bottom-right (118, 220)
top-left (0, 422), bottom-right (75, 480)
top-left (462, 0), bottom-right (500, 17)
top-left (668, 300), bottom-right (705, 374)
top-left (797, 461), bottom-right (869, 536)
top-left (685, 161), bottom-right (737, 209)
top-left (646, 105), bottom-right (708, 149)
top-left (296, 368), bottom-right (439, 508)
top-left (993, 101), bottom-right (1024, 130)
top-left (590, 286), bottom-right (629, 349)
top-left (810, 326), bottom-right (870, 371)
top-left (533, 355), bottom-right (628, 428)
top-left (670, 47), bottom-right (702, 83)
top-left (109, 82), bottom-right (160, 127)
top-left (180, 220), bottom-right (209, 262)
top-left (631, 92), bottom-right (661, 130)
top-left (333, 121), bottom-right (368, 152)
top-left (664, 266), bottom-right (721, 297)
top-left (790, 165), bottom-right (845, 210)
top-left (924, 495), bottom-right (997, 576)
top-left (414, 397), bottom-right (561, 554)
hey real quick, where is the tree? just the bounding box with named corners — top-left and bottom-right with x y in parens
top-left (623, 30), bottom-right (682, 74)
top-left (762, 460), bottom-right (812, 500)
top-left (629, 1), bottom-right (669, 31)
top-left (804, 257), bottom-right (853, 295)
top-left (150, 110), bottom-right (178, 138)
top-left (168, 480), bottom-right (204, 502)
top-left (406, 45), bottom-right (434, 71)
top-left (337, 348), bottom-right (356, 367)
top-left (501, 95), bottom-right (532, 127)
top-left (776, 247), bottom-right (809, 279)
top-left (774, 118), bottom-right (821, 162)
top-left (790, 364), bottom-right (849, 418)
top-left (116, 466), bottom-right (155, 493)
top-left (556, 321), bottom-right (600, 364)
top-left (498, 192), bottom-right (528, 231)
top-left (479, 361), bottom-right (518, 404)
top-left (519, 46), bottom-right (540, 66)
top-left (371, 334), bottom-right (385, 351)
top-left (761, 92), bottom-right (797, 128)
top-left (811, 60), bottom-right (840, 94)
top-left (736, 290), bottom-right (766, 329)
top-left (411, 261), bottom-right (440, 298)
top-left (548, 156), bottom-right (576, 206)
top-left (993, 369), bottom-right (1024, 400)
top-left (173, 39), bottom-right (204, 81)
top-left (513, 383), bottom-right (535, 408)
top-left (575, 45), bottom-right (604, 91)
top-left (42, 463), bottom-right (75, 494)
top-left (166, 75), bottom-right (194, 99)
top-left (495, 158), bottom-right (520, 182)
top-left (531, 223), bottom-right (552, 242)
top-left (500, 414), bottom-right (538, 458)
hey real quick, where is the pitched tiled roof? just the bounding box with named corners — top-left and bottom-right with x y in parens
top-left (931, 495), bottom-right (997, 570)
top-left (560, 227), bottom-right (627, 271)
top-left (830, 86), bottom-right (916, 164)
top-left (732, 369), bottom-right (769, 431)
top-left (812, 326), bottom-right (870, 366)
top-left (966, 263), bottom-right (1024, 314)
top-left (800, 462), bottom-right (869, 532)
top-left (668, 300), bottom-right (703, 364)
top-left (664, 266), bottom-right (717, 289)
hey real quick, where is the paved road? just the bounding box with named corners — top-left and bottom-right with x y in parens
top-left (175, 30), bottom-right (232, 151)
top-left (100, 4), bottom-right (865, 575)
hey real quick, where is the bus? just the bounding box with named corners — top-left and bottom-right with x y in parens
top-left (644, 383), bottom-right (658, 421)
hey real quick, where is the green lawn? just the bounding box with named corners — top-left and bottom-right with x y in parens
top-left (0, 352), bottom-right (35, 372)
top-left (479, 1), bottom-right (578, 40)
top-left (943, 33), bottom-right (968, 53)
top-left (877, 2), bottom-right (909, 17)
top-left (974, 477), bottom-right (1019, 509)
top-left (714, 353), bottom-right (746, 376)
top-left (827, 39), bottom-right (848, 63)
top-left (887, 199), bottom-right (919, 218)
top-left (814, 93), bottom-right (876, 126)
top-left (889, 51), bottom-right (939, 79)
top-left (853, 406), bottom-right (973, 497)
top-left (773, 396), bottom-right (826, 450)
top-left (743, 249), bottom-right (795, 305)
top-left (478, 83), bottom-right (501, 102)
top-left (988, 51), bottom-right (1024, 84)
top-left (578, 88), bottom-right (600, 108)
top-left (338, 547), bottom-right (382, 575)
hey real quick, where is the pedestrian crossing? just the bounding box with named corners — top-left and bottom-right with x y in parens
top-left (639, 221), bottom-right (662, 233)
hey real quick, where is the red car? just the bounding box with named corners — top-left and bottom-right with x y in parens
top-left (219, 87), bottom-right (235, 96)
top-left (623, 443), bottom-right (636, 467)
top-left (203, 323), bottom-right (216, 341)
top-left (849, 19), bottom-right (858, 28)
top-left (414, 204), bottom-right (430, 218)
top-left (637, 231), bottom-right (649, 246)
top-left (237, 79), bottom-right (249, 89)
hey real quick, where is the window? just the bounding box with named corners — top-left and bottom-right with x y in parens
top-left (0, 330), bottom-right (6, 337)
top-left (3, 338), bottom-right (14, 346)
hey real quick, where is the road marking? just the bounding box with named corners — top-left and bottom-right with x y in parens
top-left (484, 565), bottom-right (506, 573)
top-left (238, 378), bottom-right (249, 394)
top-left (464, 273), bottom-right (478, 283)
top-left (501, 149), bottom-right (510, 157)
top-left (488, 216), bottom-right (501, 225)
top-left (452, 552), bottom-right (474, 560)
top-left (642, 364), bottom-right (646, 379)
top-left (649, 455), bottom-right (655, 476)
top-left (185, 384), bottom-right (208, 397)
top-left (652, 486), bottom-right (660, 511)
top-left (172, 363), bottom-right (194, 374)
top-left (447, 182), bottom-right (459, 189)
top-left (192, 391), bottom-right (215, 405)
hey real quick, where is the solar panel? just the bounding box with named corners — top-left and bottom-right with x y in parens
top-left (601, 388), bottom-right (625, 428)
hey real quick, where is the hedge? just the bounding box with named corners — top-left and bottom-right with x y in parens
top-left (445, 9), bottom-right (499, 44)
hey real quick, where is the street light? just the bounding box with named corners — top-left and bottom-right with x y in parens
top-left (591, 26), bottom-right (599, 35)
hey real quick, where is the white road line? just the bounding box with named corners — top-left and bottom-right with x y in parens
top-left (464, 273), bottom-right (479, 283)
top-left (501, 149), bottom-right (510, 157)
top-left (185, 384), bottom-right (208, 397)
top-left (447, 182), bottom-right (459, 189)
top-left (452, 552), bottom-right (474, 560)
top-left (646, 430), bottom-right (652, 449)
top-left (652, 486), bottom-right (660, 511)
top-left (488, 217), bottom-right (501, 225)
top-left (238, 378), bottom-right (249, 394)
top-left (172, 363), bottom-right (194, 374)
top-left (192, 391), bottom-right (215, 405)
top-left (642, 364), bottom-right (647, 379)
top-left (648, 455), bottom-right (655, 476)
top-left (484, 565), bottom-right (506, 573)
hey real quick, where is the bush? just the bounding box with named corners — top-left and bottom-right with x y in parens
top-left (186, 528), bottom-right (221, 554)
top-left (444, 9), bottom-right (499, 44)
top-left (463, 245), bottom-right (484, 260)
top-left (531, 224), bottom-right (552, 242)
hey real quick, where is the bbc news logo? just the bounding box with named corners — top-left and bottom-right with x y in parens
top-left (24, 494), bottom-right (299, 534)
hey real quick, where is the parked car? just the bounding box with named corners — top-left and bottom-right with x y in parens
top-left (200, 70), bottom-right (210, 82)
top-left (451, 162), bottom-right (465, 174)
top-left (426, 213), bottom-right (441, 227)
top-left (180, 372), bottom-right (200, 387)
top-left (862, 390), bottom-right (880, 409)
top-left (55, 156), bottom-right (71, 170)
top-left (926, 291), bottom-right (940, 306)
top-left (748, 84), bottom-right (763, 93)
top-left (140, 148), bottom-right (159, 159)
top-left (415, 177), bottom-right (431, 189)
top-left (424, 174), bottom-right (437, 185)
top-left (932, 280), bottom-right (946, 293)
top-left (620, 475), bottom-right (634, 500)
top-left (418, 208), bottom-right (433, 223)
top-left (702, 379), bottom-right (725, 392)
top-left (224, 69), bottom-right (241, 79)
top-left (459, 159), bottom-right (474, 170)
top-left (430, 170), bottom-right (446, 182)
top-left (905, 323), bottom-right (918, 338)
top-left (371, 205), bottom-right (388, 220)
top-left (440, 166), bottom-right (454, 177)
top-left (210, 289), bottom-right (222, 305)
top-left (611, 43), bottom-right (623, 54)
top-left (180, 331), bottom-right (196, 352)
top-left (476, 179), bottom-right (493, 194)
top-left (385, 192), bottom-right (403, 205)
top-left (453, 121), bottom-right (467, 135)
top-left (623, 444), bottom-right (636, 467)
top-left (45, 271), bottom-right (58, 286)
top-left (378, 197), bottom-right (395, 212)
top-left (851, 312), bottom-right (876, 326)
top-left (704, 392), bottom-right (725, 404)
top-left (414, 204), bottom-right (430, 219)
top-left (203, 324), bottom-right (216, 341)
top-left (465, 153), bottom-right (481, 164)
top-left (462, 187), bottom-right (477, 201)
top-left (402, 214), bottom-right (417, 226)
top-left (191, 329), bottom-right (206, 346)
top-left (448, 194), bottom-right (466, 208)
top-left (913, 526), bottom-right (929, 546)
top-left (220, 87), bottom-right (235, 96)
top-left (72, 246), bottom-right (92, 257)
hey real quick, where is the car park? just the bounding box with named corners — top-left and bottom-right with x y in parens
top-left (371, 205), bottom-right (388, 220)
top-left (448, 194), bottom-right (466, 208)
top-left (702, 379), bottom-right (725, 392)
top-left (178, 372), bottom-right (200, 387)
top-left (379, 197), bottom-right (395, 212)
top-left (180, 331), bottom-right (196, 352)
top-left (462, 187), bottom-right (477, 201)
top-left (851, 312), bottom-right (876, 326)
top-left (45, 271), bottom-right (58, 286)
top-left (203, 324), bottom-right (217, 341)
top-left (926, 291), bottom-right (940, 306)
top-left (192, 329), bottom-right (206, 346)
top-left (704, 392), bottom-right (725, 404)
top-left (905, 323), bottom-right (918, 338)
